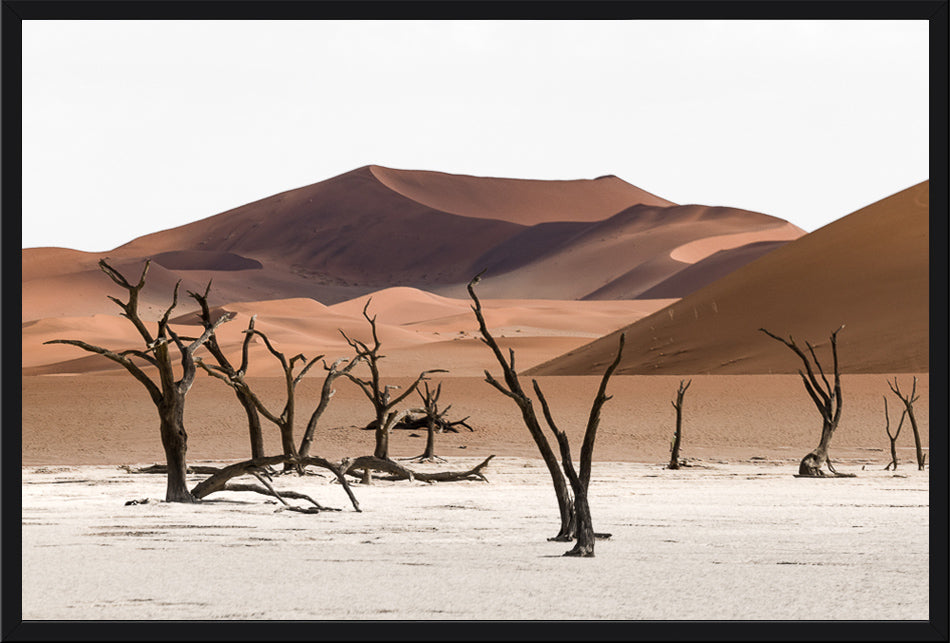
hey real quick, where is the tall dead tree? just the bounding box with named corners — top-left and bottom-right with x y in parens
top-left (45, 259), bottom-right (234, 502)
top-left (341, 300), bottom-right (445, 480)
top-left (198, 315), bottom-right (321, 469)
top-left (468, 272), bottom-right (624, 548)
top-left (668, 379), bottom-right (692, 470)
top-left (760, 325), bottom-right (850, 477)
top-left (887, 377), bottom-right (925, 470)
top-left (530, 333), bottom-right (625, 557)
top-left (882, 396), bottom-right (906, 471)
top-left (187, 282), bottom-right (265, 459)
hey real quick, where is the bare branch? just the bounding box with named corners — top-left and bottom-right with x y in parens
top-left (760, 328), bottom-right (829, 405)
top-left (293, 354), bottom-right (325, 387)
top-left (580, 332), bottom-right (625, 489)
top-left (45, 339), bottom-right (160, 404)
top-left (483, 371), bottom-right (518, 400)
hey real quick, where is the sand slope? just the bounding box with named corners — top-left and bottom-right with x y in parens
top-left (529, 182), bottom-right (929, 375)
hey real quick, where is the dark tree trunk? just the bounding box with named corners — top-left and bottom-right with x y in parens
top-left (373, 416), bottom-right (390, 460)
top-left (906, 409), bottom-right (924, 470)
top-left (883, 395), bottom-right (903, 471)
top-left (798, 419), bottom-right (836, 477)
top-left (159, 400), bottom-right (197, 503)
top-left (567, 483), bottom-right (594, 557)
top-left (517, 397), bottom-right (576, 541)
top-left (422, 418), bottom-right (437, 460)
top-left (886, 438), bottom-right (899, 471)
top-left (279, 422), bottom-right (301, 472)
top-left (238, 393), bottom-right (266, 460)
top-left (668, 380), bottom-right (691, 470)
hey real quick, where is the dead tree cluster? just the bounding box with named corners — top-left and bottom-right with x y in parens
top-left (52, 258), bottom-right (920, 556)
top-left (468, 272), bottom-right (624, 556)
top-left (49, 259), bottom-right (493, 513)
top-left (334, 300), bottom-right (492, 484)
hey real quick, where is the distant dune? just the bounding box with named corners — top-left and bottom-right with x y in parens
top-left (528, 182), bottom-right (929, 375)
top-left (22, 165), bottom-right (803, 323)
top-left (23, 286), bottom-right (671, 377)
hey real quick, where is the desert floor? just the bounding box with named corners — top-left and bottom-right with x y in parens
top-left (21, 373), bottom-right (930, 465)
top-left (20, 372), bottom-right (930, 620)
top-left (22, 459), bottom-right (928, 621)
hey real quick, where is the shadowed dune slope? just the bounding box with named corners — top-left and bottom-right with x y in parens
top-left (633, 240), bottom-right (790, 300)
top-left (439, 204), bottom-right (803, 300)
top-left (528, 181), bottom-right (929, 375)
top-left (108, 166), bottom-right (525, 286)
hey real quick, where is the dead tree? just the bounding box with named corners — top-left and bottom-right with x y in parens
top-left (297, 357), bottom-right (361, 459)
top-left (45, 259), bottom-right (234, 502)
top-left (887, 377), bottom-right (925, 470)
top-left (760, 325), bottom-right (852, 477)
top-left (469, 271), bottom-right (624, 548)
top-left (401, 382), bottom-right (451, 463)
top-left (197, 316), bottom-right (321, 470)
top-left (668, 379), bottom-right (692, 470)
top-left (187, 282), bottom-right (265, 459)
top-left (341, 300), bottom-right (445, 481)
top-left (882, 396), bottom-right (906, 471)
top-left (530, 333), bottom-right (625, 557)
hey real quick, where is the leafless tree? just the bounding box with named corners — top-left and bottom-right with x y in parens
top-left (887, 376), bottom-right (925, 470)
top-left (401, 382), bottom-right (451, 463)
top-left (469, 272), bottom-right (624, 552)
top-left (759, 325), bottom-right (852, 477)
top-left (668, 379), bottom-right (692, 470)
top-left (197, 316), bottom-right (322, 470)
top-left (340, 300), bottom-right (446, 482)
top-left (187, 282), bottom-right (265, 459)
top-left (882, 396), bottom-right (906, 471)
top-left (45, 259), bottom-right (234, 502)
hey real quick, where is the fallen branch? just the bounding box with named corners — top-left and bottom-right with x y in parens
top-left (340, 455), bottom-right (495, 483)
top-left (188, 454), bottom-right (361, 512)
top-left (120, 463), bottom-right (223, 475)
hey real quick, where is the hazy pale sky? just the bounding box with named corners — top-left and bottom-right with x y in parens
top-left (22, 20), bottom-right (929, 251)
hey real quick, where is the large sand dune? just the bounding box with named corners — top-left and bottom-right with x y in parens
top-left (529, 182), bottom-right (929, 375)
top-left (22, 165), bottom-right (804, 322)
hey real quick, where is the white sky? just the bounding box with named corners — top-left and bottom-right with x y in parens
top-left (22, 20), bottom-right (929, 252)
